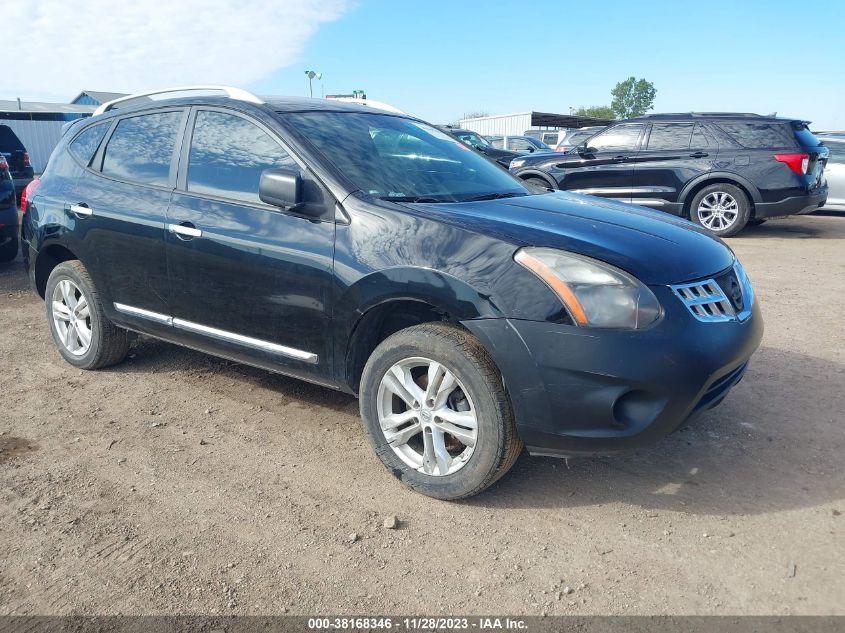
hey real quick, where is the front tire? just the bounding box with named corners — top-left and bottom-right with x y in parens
top-left (360, 323), bottom-right (522, 500)
top-left (45, 261), bottom-right (130, 370)
top-left (689, 183), bottom-right (750, 237)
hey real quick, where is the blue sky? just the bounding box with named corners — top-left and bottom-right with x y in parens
top-left (6, 0), bottom-right (844, 130)
top-left (252, 0), bottom-right (845, 129)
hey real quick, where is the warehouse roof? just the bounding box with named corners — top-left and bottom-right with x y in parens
top-left (0, 100), bottom-right (96, 114)
top-left (71, 90), bottom-right (129, 105)
top-left (461, 110), bottom-right (613, 129)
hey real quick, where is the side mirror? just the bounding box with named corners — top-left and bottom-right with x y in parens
top-left (259, 168), bottom-right (303, 209)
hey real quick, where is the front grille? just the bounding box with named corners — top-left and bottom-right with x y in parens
top-left (671, 263), bottom-right (754, 323)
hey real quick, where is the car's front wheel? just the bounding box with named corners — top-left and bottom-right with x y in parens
top-left (689, 183), bottom-right (750, 237)
top-left (45, 261), bottom-right (130, 369)
top-left (359, 322), bottom-right (522, 500)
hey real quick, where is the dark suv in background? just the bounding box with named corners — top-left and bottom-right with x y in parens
top-left (0, 125), bottom-right (35, 200)
top-left (510, 113), bottom-right (829, 237)
top-left (21, 88), bottom-right (762, 499)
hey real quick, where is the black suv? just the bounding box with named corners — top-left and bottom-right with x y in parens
top-left (510, 113), bottom-right (829, 237)
top-left (437, 126), bottom-right (519, 168)
top-left (0, 124), bottom-right (35, 200)
top-left (22, 88), bottom-right (762, 499)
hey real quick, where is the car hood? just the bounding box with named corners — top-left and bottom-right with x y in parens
top-left (413, 192), bottom-right (735, 285)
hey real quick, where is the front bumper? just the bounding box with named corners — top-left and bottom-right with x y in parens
top-left (755, 190), bottom-right (827, 218)
top-left (464, 286), bottom-right (763, 457)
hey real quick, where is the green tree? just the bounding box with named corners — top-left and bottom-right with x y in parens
top-left (572, 105), bottom-right (615, 120)
top-left (610, 77), bottom-right (657, 118)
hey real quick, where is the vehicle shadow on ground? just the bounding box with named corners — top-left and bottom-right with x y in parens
top-left (0, 255), bottom-right (30, 294)
top-left (119, 332), bottom-right (844, 518)
top-left (736, 216), bottom-right (843, 239)
top-left (474, 345), bottom-right (845, 516)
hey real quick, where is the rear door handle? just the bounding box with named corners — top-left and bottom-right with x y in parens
top-left (612, 155), bottom-right (629, 162)
top-left (69, 203), bottom-right (93, 217)
top-left (689, 152), bottom-right (709, 158)
top-left (168, 222), bottom-right (202, 240)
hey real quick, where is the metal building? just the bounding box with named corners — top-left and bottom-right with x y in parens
top-left (0, 100), bottom-right (95, 172)
top-left (459, 111), bottom-right (612, 137)
top-left (71, 90), bottom-right (128, 106)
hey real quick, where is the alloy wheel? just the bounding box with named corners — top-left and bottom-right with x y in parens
top-left (51, 279), bottom-right (92, 356)
top-left (697, 192), bottom-right (739, 231)
top-left (376, 357), bottom-right (478, 476)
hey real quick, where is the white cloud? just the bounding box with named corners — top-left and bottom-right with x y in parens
top-left (4, 0), bottom-right (349, 100)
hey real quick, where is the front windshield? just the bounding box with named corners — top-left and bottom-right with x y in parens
top-left (287, 112), bottom-right (529, 203)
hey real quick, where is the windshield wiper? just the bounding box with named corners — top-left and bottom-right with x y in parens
top-left (378, 195), bottom-right (449, 203)
top-left (460, 191), bottom-right (528, 202)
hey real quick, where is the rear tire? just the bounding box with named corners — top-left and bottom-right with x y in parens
top-left (360, 322), bottom-right (522, 500)
top-left (689, 183), bottom-right (750, 237)
top-left (0, 235), bottom-right (17, 262)
top-left (45, 261), bottom-right (130, 370)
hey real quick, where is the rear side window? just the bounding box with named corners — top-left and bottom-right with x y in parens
top-left (69, 122), bottom-right (109, 166)
top-left (717, 122), bottom-right (795, 149)
top-left (647, 123), bottom-right (694, 150)
top-left (187, 110), bottom-right (297, 204)
top-left (102, 111), bottom-right (183, 186)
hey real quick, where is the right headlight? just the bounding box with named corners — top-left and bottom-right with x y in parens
top-left (514, 247), bottom-right (662, 329)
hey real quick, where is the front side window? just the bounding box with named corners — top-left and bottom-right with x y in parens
top-left (286, 112), bottom-right (528, 202)
top-left (187, 111), bottom-right (297, 204)
top-left (509, 137), bottom-right (535, 151)
top-left (647, 123), bottom-right (694, 150)
top-left (102, 111), bottom-right (182, 186)
top-left (587, 124), bottom-right (643, 152)
top-left (70, 122), bottom-right (109, 165)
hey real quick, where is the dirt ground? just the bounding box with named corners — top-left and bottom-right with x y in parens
top-left (0, 215), bottom-right (843, 616)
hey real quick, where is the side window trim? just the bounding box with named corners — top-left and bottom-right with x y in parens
top-left (93, 107), bottom-right (189, 190)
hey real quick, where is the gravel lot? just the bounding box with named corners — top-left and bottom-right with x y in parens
top-left (0, 215), bottom-right (843, 616)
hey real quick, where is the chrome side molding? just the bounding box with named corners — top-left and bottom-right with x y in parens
top-left (112, 303), bottom-right (317, 364)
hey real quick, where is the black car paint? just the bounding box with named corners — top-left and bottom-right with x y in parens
top-left (0, 158), bottom-right (17, 251)
top-left (511, 115), bottom-right (828, 220)
top-left (22, 96), bottom-right (762, 455)
top-left (0, 125), bottom-right (35, 197)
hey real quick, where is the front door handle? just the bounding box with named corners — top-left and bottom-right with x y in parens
top-left (612, 155), bottom-right (629, 162)
top-left (168, 222), bottom-right (202, 240)
top-left (689, 151), bottom-right (709, 158)
top-left (69, 203), bottom-right (93, 217)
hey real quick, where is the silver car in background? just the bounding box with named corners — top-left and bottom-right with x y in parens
top-left (818, 133), bottom-right (845, 211)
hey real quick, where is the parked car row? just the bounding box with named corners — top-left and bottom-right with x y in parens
top-left (21, 86), bottom-right (764, 499)
top-left (0, 124), bottom-right (35, 200)
top-left (817, 133), bottom-right (844, 211)
top-left (508, 113), bottom-right (830, 237)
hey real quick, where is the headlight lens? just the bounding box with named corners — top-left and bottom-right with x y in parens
top-left (514, 247), bottom-right (662, 329)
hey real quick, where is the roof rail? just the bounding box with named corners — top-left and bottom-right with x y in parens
top-left (638, 112), bottom-right (763, 119)
top-left (93, 85), bottom-right (264, 116)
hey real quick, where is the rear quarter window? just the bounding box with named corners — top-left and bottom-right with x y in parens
top-left (69, 122), bottom-right (110, 166)
top-left (716, 122), bottom-right (796, 149)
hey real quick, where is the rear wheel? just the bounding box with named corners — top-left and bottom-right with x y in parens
top-left (360, 322), bottom-right (522, 500)
top-left (45, 261), bottom-right (130, 369)
top-left (689, 183), bottom-right (750, 237)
